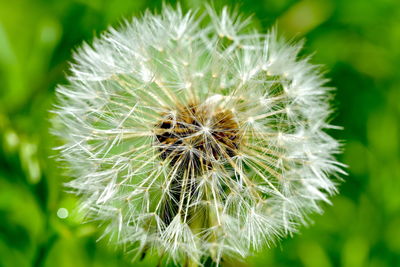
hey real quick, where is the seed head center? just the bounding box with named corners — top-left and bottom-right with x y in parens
top-left (155, 102), bottom-right (240, 169)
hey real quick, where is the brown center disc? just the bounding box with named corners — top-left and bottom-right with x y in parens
top-left (155, 103), bottom-right (240, 171)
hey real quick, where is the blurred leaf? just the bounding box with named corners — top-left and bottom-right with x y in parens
top-left (297, 241), bottom-right (332, 267)
top-left (19, 139), bottom-right (41, 184)
top-left (342, 236), bottom-right (369, 267)
top-left (278, 0), bottom-right (333, 36)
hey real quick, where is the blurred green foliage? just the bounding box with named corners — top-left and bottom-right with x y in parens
top-left (1, 0), bottom-right (399, 266)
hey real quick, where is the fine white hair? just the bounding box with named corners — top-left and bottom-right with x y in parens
top-left (53, 4), bottom-right (345, 265)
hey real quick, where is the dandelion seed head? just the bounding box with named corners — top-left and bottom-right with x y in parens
top-left (53, 4), bottom-right (344, 265)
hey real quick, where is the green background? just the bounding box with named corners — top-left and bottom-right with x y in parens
top-left (0, 0), bottom-right (399, 266)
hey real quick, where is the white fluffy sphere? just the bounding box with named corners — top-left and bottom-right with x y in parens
top-left (53, 5), bottom-right (344, 265)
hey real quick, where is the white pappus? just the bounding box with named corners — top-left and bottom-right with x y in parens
top-left (52, 5), bottom-right (345, 266)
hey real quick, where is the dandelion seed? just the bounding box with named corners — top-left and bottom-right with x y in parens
top-left (52, 4), bottom-right (345, 266)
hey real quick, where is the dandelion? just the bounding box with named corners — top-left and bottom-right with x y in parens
top-left (53, 5), bottom-right (345, 266)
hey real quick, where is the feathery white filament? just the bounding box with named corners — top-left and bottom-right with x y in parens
top-left (53, 5), bottom-right (344, 265)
